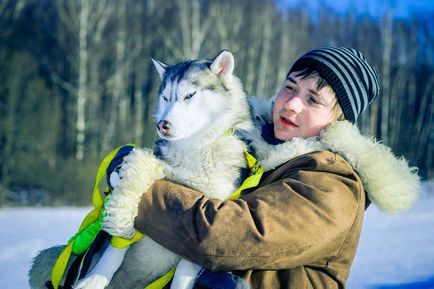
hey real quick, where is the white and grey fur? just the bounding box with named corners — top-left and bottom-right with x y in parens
top-left (28, 50), bottom-right (253, 289)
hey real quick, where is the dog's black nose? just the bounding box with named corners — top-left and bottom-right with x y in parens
top-left (162, 121), bottom-right (170, 130)
top-left (157, 120), bottom-right (171, 134)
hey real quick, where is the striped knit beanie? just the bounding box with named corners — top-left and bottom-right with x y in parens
top-left (289, 47), bottom-right (380, 123)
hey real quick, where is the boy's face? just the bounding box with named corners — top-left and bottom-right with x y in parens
top-left (273, 72), bottom-right (338, 141)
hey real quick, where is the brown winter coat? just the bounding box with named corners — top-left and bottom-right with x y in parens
top-left (134, 150), bottom-right (366, 289)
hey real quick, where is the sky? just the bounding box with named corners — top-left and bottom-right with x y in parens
top-left (277, 0), bottom-right (434, 18)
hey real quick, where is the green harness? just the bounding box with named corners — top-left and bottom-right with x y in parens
top-left (51, 138), bottom-right (263, 289)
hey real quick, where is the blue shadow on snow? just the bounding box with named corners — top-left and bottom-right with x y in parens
top-left (370, 276), bottom-right (434, 289)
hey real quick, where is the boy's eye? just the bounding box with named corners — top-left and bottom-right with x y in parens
top-left (308, 96), bottom-right (321, 104)
top-left (162, 95), bottom-right (169, 102)
top-left (184, 91), bottom-right (197, 100)
top-left (286, 85), bottom-right (295, 91)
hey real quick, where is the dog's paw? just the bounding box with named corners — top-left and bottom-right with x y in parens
top-left (102, 215), bottom-right (136, 239)
top-left (102, 195), bottom-right (136, 238)
top-left (74, 274), bottom-right (109, 289)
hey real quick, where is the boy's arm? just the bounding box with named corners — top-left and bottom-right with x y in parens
top-left (134, 151), bottom-right (364, 271)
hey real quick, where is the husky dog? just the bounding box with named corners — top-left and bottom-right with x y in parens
top-left (29, 50), bottom-right (253, 289)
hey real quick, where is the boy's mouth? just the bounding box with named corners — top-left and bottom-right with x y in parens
top-left (280, 116), bottom-right (298, 128)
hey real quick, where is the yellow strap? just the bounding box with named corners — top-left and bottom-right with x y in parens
top-left (77, 207), bottom-right (103, 232)
top-left (91, 145), bottom-right (132, 210)
top-left (144, 268), bottom-right (176, 289)
top-left (111, 230), bottom-right (145, 249)
top-left (224, 127), bottom-right (236, 136)
top-left (51, 241), bottom-right (74, 289)
top-left (228, 151), bottom-right (264, 200)
top-left (51, 144), bottom-right (137, 289)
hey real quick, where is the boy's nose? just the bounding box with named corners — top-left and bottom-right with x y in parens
top-left (284, 95), bottom-right (303, 113)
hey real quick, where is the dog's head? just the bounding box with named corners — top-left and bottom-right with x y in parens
top-left (152, 50), bottom-right (245, 141)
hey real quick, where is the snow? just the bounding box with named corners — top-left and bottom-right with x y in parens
top-left (0, 207), bottom-right (90, 289)
top-left (348, 182), bottom-right (434, 289)
top-left (1, 183), bottom-right (433, 289)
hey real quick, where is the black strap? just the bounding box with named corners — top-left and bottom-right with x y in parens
top-left (193, 268), bottom-right (250, 289)
top-left (78, 230), bottom-right (110, 280)
top-left (62, 252), bottom-right (86, 289)
top-left (45, 251), bottom-right (85, 289)
top-left (48, 230), bottom-right (110, 289)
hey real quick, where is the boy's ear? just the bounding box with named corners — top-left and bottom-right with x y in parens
top-left (210, 50), bottom-right (234, 84)
top-left (152, 58), bottom-right (168, 80)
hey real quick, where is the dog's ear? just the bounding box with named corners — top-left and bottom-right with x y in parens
top-left (210, 50), bottom-right (234, 84)
top-left (152, 58), bottom-right (168, 80)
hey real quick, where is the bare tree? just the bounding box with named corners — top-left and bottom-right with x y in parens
top-left (177, 0), bottom-right (208, 58)
top-left (102, 0), bottom-right (129, 153)
top-left (74, 0), bottom-right (90, 160)
top-left (244, 5), bottom-right (264, 95)
top-left (255, 5), bottom-right (273, 96)
top-left (0, 0), bottom-right (28, 185)
top-left (0, 0), bottom-right (26, 36)
top-left (87, 2), bottom-right (115, 155)
top-left (55, 0), bottom-right (114, 160)
top-left (132, 0), bottom-right (162, 145)
top-left (209, 1), bottom-right (243, 54)
top-left (380, 10), bottom-right (393, 144)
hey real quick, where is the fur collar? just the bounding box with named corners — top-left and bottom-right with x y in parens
top-left (247, 97), bottom-right (420, 214)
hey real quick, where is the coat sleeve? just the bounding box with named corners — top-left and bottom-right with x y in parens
top-left (133, 151), bottom-right (364, 271)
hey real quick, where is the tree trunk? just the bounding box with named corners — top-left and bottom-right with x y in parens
top-left (256, 6), bottom-right (273, 96)
top-left (75, 0), bottom-right (90, 160)
top-left (380, 11), bottom-right (393, 144)
top-left (102, 0), bottom-right (128, 152)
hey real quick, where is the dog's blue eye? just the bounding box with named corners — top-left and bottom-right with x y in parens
top-left (184, 91), bottom-right (196, 100)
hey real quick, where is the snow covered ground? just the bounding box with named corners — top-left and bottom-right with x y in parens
top-left (1, 182), bottom-right (433, 289)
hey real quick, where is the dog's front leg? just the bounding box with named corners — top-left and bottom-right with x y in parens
top-left (74, 244), bottom-right (128, 289)
top-left (103, 147), bottom-right (166, 238)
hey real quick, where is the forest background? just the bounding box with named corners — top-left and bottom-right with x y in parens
top-left (1, 0), bottom-right (433, 206)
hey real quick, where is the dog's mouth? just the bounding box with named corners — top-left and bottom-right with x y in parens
top-left (158, 131), bottom-right (186, 141)
top-left (158, 131), bottom-right (173, 140)
top-left (158, 130), bottom-right (197, 142)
